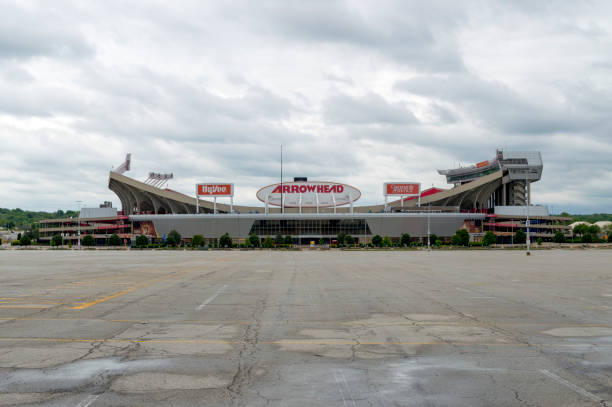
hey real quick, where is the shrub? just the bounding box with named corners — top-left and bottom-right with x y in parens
top-left (372, 235), bottom-right (382, 247)
top-left (248, 233), bottom-right (260, 247)
top-left (82, 235), bottom-right (96, 246)
top-left (11, 240), bottom-right (20, 246)
top-left (536, 237), bottom-right (543, 246)
top-left (51, 234), bottom-right (63, 247)
top-left (582, 233), bottom-right (593, 243)
top-left (400, 233), bottom-right (411, 247)
top-left (284, 235), bottom-right (293, 245)
top-left (19, 235), bottom-right (31, 246)
top-left (587, 225), bottom-right (601, 235)
top-left (166, 230), bottom-right (181, 247)
top-left (553, 231), bottom-right (565, 243)
top-left (191, 234), bottom-right (204, 248)
top-left (382, 236), bottom-right (392, 247)
top-left (514, 230), bottom-right (526, 244)
top-left (318, 238), bottom-right (325, 246)
top-left (452, 229), bottom-right (470, 246)
top-left (608, 234), bottom-right (612, 243)
top-left (336, 232), bottom-right (346, 245)
top-left (469, 241), bottom-right (483, 247)
top-left (429, 234), bottom-right (438, 246)
top-left (108, 234), bottom-right (122, 246)
top-left (345, 235), bottom-right (354, 246)
top-left (482, 231), bottom-right (497, 246)
top-left (219, 233), bottom-right (232, 248)
top-left (263, 236), bottom-right (274, 248)
top-left (275, 234), bottom-right (284, 246)
top-left (435, 239), bottom-right (442, 247)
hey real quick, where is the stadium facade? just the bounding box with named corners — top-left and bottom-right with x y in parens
top-left (39, 150), bottom-right (571, 245)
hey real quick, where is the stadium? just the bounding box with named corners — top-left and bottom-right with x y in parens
top-left (39, 150), bottom-right (571, 245)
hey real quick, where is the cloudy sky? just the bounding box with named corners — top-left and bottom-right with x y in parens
top-left (1, 1), bottom-right (611, 213)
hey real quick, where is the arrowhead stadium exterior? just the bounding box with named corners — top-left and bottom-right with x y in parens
top-left (39, 149), bottom-right (572, 246)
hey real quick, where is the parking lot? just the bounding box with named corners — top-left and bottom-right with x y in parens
top-left (0, 249), bottom-right (611, 406)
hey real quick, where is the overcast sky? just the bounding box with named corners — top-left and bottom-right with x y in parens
top-left (1, 1), bottom-right (611, 213)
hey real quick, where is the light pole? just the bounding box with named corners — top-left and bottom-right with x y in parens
top-left (427, 203), bottom-right (431, 251)
top-left (525, 176), bottom-right (530, 256)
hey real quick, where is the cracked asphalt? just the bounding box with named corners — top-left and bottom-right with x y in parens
top-left (0, 249), bottom-right (611, 406)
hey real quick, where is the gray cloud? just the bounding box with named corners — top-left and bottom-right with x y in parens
top-left (0, 2), bottom-right (93, 60)
top-left (323, 92), bottom-right (418, 125)
top-left (0, 1), bottom-right (611, 213)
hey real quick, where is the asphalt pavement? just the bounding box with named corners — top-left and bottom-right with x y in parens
top-left (0, 249), bottom-right (611, 406)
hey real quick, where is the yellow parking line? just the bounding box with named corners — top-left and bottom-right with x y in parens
top-left (72, 268), bottom-right (198, 310)
top-left (72, 288), bottom-right (138, 310)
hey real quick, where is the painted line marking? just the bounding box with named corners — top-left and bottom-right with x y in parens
top-left (72, 288), bottom-right (138, 310)
top-left (334, 369), bottom-right (357, 407)
top-left (72, 268), bottom-right (197, 310)
top-left (196, 285), bottom-right (228, 310)
top-left (540, 369), bottom-right (604, 403)
top-left (76, 394), bottom-right (100, 407)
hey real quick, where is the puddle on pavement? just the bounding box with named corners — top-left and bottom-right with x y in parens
top-left (0, 357), bottom-right (171, 393)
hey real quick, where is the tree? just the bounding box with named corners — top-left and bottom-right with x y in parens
top-left (336, 232), bottom-right (346, 246)
top-left (453, 229), bottom-right (470, 246)
top-left (82, 235), bottom-right (96, 246)
top-left (17, 233), bottom-right (21, 241)
top-left (263, 236), bottom-right (274, 248)
top-left (284, 235), bottom-right (293, 245)
top-left (573, 223), bottom-right (588, 237)
top-left (400, 233), bottom-right (411, 247)
top-left (108, 234), bottom-right (122, 246)
top-left (553, 231), bottom-right (565, 243)
top-left (429, 233), bottom-right (438, 246)
top-left (382, 236), bottom-right (392, 247)
top-left (451, 234), bottom-right (460, 246)
top-left (482, 231), bottom-right (497, 246)
top-left (537, 237), bottom-right (543, 246)
top-left (19, 235), bottom-right (31, 246)
top-left (219, 233), bottom-right (232, 248)
top-left (51, 234), bottom-right (62, 247)
top-left (608, 234), bottom-right (612, 243)
top-left (372, 235), bottom-right (382, 247)
top-left (514, 229), bottom-right (526, 244)
top-left (345, 235), bottom-right (354, 246)
top-left (318, 238), bottom-right (324, 246)
top-left (192, 234), bottom-right (204, 248)
top-left (166, 230), bottom-right (181, 247)
top-left (275, 234), bottom-right (284, 246)
top-left (248, 233), bottom-right (260, 247)
top-left (587, 225), bottom-right (601, 236)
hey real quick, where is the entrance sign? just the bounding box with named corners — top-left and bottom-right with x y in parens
top-left (196, 183), bottom-right (234, 213)
top-left (383, 182), bottom-right (421, 210)
top-left (256, 181), bottom-right (361, 214)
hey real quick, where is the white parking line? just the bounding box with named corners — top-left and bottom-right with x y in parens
top-left (334, 369), bottom-right (357, 407)
top-left (540, 369), bottom-right (603, 403)
top-left (76, 394), bottom-right (100, 407)
top-left (196, 285), bottom-right (228, 310)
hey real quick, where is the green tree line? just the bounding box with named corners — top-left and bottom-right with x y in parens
top-left (1, 208), bottom-right (78, 230)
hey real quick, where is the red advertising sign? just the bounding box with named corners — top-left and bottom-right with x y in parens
top-left (384, 182), bottom-right (420, 196)
top-left (197, 183), bottom-right (233, 196)
top-left (476, 160), bottom-right (489, 168)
